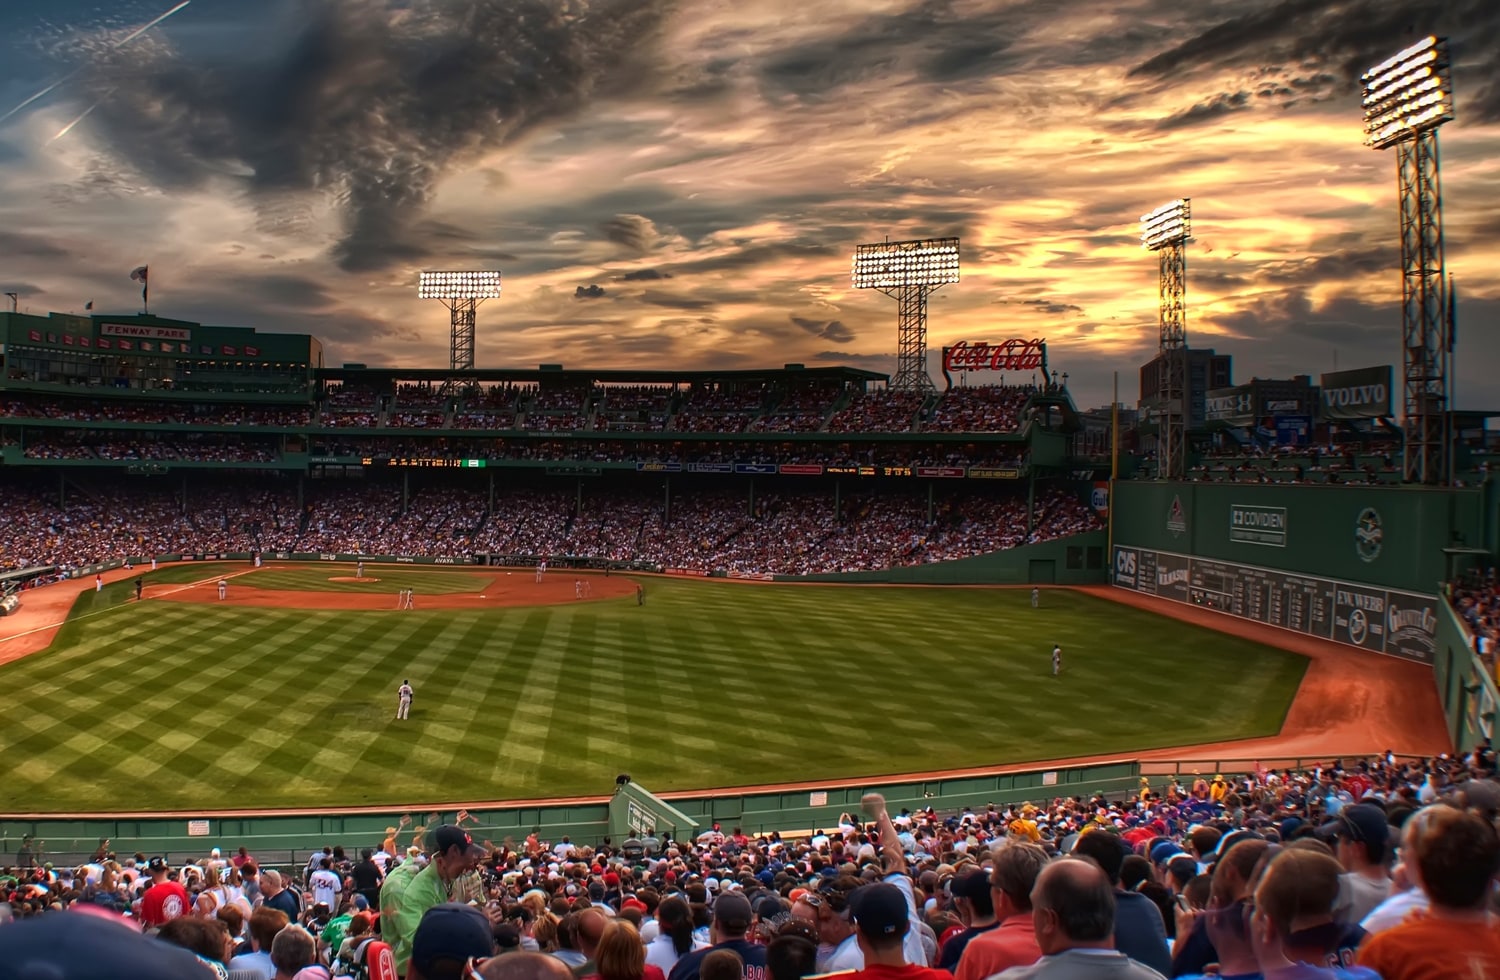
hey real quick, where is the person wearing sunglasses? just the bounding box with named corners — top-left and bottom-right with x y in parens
top-left (1317, 805), bottom-right (1391, 926)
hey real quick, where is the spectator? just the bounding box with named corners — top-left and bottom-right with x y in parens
top-left (410, 903), bottom-right (499, 980)
top-left (387, 826), bottom-right (488, 976)
top-left (937, 870), bottom-right (998, 972)
top-left (765, 935), bottom-right (818, 980)
top-left (953, 844), bottom-right (1047, 980)
top-left (995, 858), bottom-right (1166, 980)
top-left (647, 897), bottom-right (709, 975)
top-left (269, 925), bottom-right (317, 979)
top-left (1248, 848), bottom-right (1378, 978)
top-left (584, 920), bottom-right (666, 980)
top-left (841, 882), bottom-right (951, 980)
top-left (230, 907), bottom-right (289, 980)
top-left (668, 894), bottom-right (768, 980)
top-left (1320, 804), bottom-right (1392, 925)
top-left (1356, 805), bottom-right (1500, 979)
top-left (1170, 838), bottom-right (1268, 977)
top-left (1072, 832), bottom-right (1172, 975)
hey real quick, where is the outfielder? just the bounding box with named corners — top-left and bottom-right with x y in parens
top-left (1052, 644), bottom-right (1062, 677)
top-left (574, 579), bottom-right (583, 600)
top-left (1032, 587), bottom-right (1040, 608)
top-left (535, 560), bottom-right (547, 584)
top-left (357, 560), bottom-right (365, 579)
top-left (396, 679), bottom-right (413, 720)
top-left (404, 589), bottom-right (416, 610)
top-left (218, 578), bottom-right (228, 601)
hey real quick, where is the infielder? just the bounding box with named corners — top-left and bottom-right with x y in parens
top-left (581, 579), bottom-right (592, 597)
top-left (151, 558), bottom-right (158, 571)
top-left (253, 553), bottom-right (262, 568)
top-left (357, 560), bottom-right (365, 579)
top-left (396, 589), bottom-right (405, 609)
top-left (217, 578), bottom-right (228, 600)
top-left (574, 579), bottom-right (583, 600)
top-left (404, 589), bottom-right (416, 610)
top-left (95, 574), bottom-right (103, 593)
top-left (396, 679), bottom-right (413, 720)
top-left (1032, 587), bottom-right (1040, 608)
top-left (1052, 644), bottom-right (1062, 677)
top-left (636, 583), bottom-right (645, 606)
top-left (535, 560), bottom-right (547, 584)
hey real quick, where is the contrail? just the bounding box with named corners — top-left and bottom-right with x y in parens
top-left (48, 97), bottom-right (107, 144)
top-left (0, 0), bottom-right (192, 125)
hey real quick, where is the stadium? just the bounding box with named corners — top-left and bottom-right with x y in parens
top-left (0, 303), bottom-right (1489, 852)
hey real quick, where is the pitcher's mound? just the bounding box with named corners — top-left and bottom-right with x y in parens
top-left (329, 576), bottom-right (380, 583)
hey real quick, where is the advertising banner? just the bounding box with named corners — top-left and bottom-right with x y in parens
top-left (1113, 546), bottom-right (1434, 663)
top-left (1275, 416), bottom-right (1313, 446)
top-left (917, 466), bottom-right (966, 478)
top-left (967, 467), bottom-right (1022, 480)
top-left (1205, 386), bottom-right (1254, 425)
top-left (779, 464), bottom-right (824, 475)
top-left (1230, 504), bottom-right (1289, 548)
top-left (734, 463), bottom-right (778, 475)
top-left (686, 462), bottom-right (733, 473)
top-left (636, 462), bottom-right (682, 472)
top-left (1319, 365), bottom-right (1394, 420)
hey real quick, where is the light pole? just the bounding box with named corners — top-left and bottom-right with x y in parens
top-left (1141, 199), bottom-right (1191, 481)
top-left (418, 271), bottom-right (501, 392)
top-left (851, 238), bottom-right (960, 392)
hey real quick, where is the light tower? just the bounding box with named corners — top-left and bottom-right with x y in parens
top-left (1362, 36), bottom-right (1455, 486)
top-left (1140, 199), bottom-right (1191, 481)
top-left (418, 271), bottom-right (502, 389)
top-left (851, 237), bottom-right (960, 392)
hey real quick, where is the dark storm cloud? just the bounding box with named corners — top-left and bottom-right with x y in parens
top-left (791, 316), bottom-right (855, 344)
top-left (575, 284), bottom-right (607, 299)
top-left (1008, 298), bottom-right (1086, 317)
top-left (74, 0), bottom-right (676, 272)
top-left (600, 214), bottom-right (661, 254)
top-left (1128, 0), bottom-right (1500, 120)
top-left (757, 0), bottom-right (1040, 100)
top-left (0, 229), bottom-right (70, 260)
top-left (663, 243), bottom-right (841, 277)
top-left (618, 268), bottom-right (672, 281)
top-left (1155, 91), bottom-right (1252, 131)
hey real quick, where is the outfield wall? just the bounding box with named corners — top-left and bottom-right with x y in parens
top-left (1, 759), bottom-right (1140, 869)
top-left (774, 531), bottom-right (1109, 585)
top-left (1434, 596), bottom-right (1499, 751)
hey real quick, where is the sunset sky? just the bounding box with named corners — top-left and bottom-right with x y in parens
top-left (0, 0), bottom-right (1496, 410)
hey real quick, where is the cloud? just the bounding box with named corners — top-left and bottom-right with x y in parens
top-left (70, 0), bottom-right (676, 272)
top-left (1008, 298), bottom-right (1086, 317)
top-left (0, 230), bottom-right (71, 260)
top-left (574, 283), bottom-right (607, 299)
top-left (601, 213), bottom-right (661, 254)
top-left (792, 316), bottom-right (855, 343)
top-left (1155, 91), bottom-right (1252, 131)
top-left (618, 268), bottom-right (672, 281)
top-left (640, 289), bottom-right (715, 310)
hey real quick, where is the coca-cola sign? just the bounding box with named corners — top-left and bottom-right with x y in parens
top-left (942, 338), bottom-right (1046, 374)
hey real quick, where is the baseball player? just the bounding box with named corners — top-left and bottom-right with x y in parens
top-left (1052, 644), bottom-right (1062, 677)
top-left (574, 579), bottom-right (583, 600)
top-left (217, 578), bottom-right (228, 601)
top-left (396, 679), bottom-right (413, 720)
top-left (151, 557), bottom-right (158, 571)
top-left (582, 579), bottom-right (592, 597)
top-left (1032, 587), bottom-right (1040, 608)
top-left (135, 579), bottom-right (143, 602)
top-left (636, 583), bottom-right (645, 606)
top-left (357, 560), bottom-right (365, 579)
top-left (253, 553), bottom-right (262, 568)
top-left (396, 589), bottom-right (405, 609)
top-left (535, 560), bottom-right (547, 584)
top-left (405, 589), bottom-right (416, 610)
top-left (95, 574), bottom-right (103, 593)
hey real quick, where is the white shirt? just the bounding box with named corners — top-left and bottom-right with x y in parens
top-left (820, 933), bottom-right (863, 973)
top-left (886, 873), bottom-right (929, 966)
top-left (310, 868), bottom-right (341, 910)
top-left (1361, 887), bottom-right (1430, 934)
top-left (398, 684), bottom-right (413, 702)
top-left (645, 933), bottom-right (708, 974)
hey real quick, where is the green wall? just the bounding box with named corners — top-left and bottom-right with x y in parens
top-left (1112, 482), bottom-right (1482, 595)
top-left (1434, 596), bottom-right (1498, 752)
top-left (775, 531), bottom-right (1109, 585)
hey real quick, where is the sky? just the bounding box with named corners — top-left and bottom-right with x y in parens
top-left (0, 0), bottom-right (1496, 411)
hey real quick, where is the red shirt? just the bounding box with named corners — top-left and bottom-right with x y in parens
top-left (141, 880), bottom-right (191, 926)
top-left (843, 964), bottom-right (950, 980)
top-left (953, 913), bottom-right (1041, 980)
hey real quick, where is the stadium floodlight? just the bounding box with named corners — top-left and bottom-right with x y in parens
top-left (1139, 199), bottom-right (1191, 251)
top-left (418, 271), bottom-right (502, 300)
top-left (418, 271), bottom-right (501, 386)
top-left (1140, 199), bottom-right (1191, 481)
top-left (1361, 36), bottom-right (1454, 485)
top-left (1362, 36), bottom-right (1454, 150)
top-left (851, 237), bottom-right (960, 392)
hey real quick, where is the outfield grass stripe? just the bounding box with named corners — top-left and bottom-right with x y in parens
top-left (0, 578), bottom-right (1310, 809)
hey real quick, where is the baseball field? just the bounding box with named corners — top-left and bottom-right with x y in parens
top-left (0, 564), bottom-right (1310, 811)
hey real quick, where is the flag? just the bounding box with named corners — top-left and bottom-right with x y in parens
top-left (63, 334), bottom-right (74, 346)
top-left (244, 345), bottom-right (260, 357)
top-left (98, 338), bottom-right (112, 349)
top-left (130, 266), bottom-right (148, 311)
top-left (200, 344), bottom-right (212, 355)
top-left (28, 330), bottom-right (39, 341)
top-left (1448, 277), bottom-right (1457, 352)
top-left (222, 345), bottom-right (236, 356)
top-left (80, 336), bottom-right (90, 348)
top-left (85, 301), bottom-right (93, 311)
top-left (118, 339), bottom-right (133, 351)
top-left (159, 342), bottom-right (173, 353)
top-left (141, 341), bottom-right (154, 352)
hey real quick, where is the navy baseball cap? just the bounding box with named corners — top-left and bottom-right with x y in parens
top-left (848, 882), bottom-right (910, 939)
top-left (0, 908), bottom-right (211, 978)
top-left (412, 903), bottom-right (495, 974)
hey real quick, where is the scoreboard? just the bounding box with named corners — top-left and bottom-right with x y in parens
top-left (360, 458), bottom-right (487, 468)
top-left (1112, 545), bottom-right (1438, 663)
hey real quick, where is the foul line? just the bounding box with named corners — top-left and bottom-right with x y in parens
top-left (0, 569), bottom-right (258, 648)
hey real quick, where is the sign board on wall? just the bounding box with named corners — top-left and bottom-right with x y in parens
top-left (1112, 545), bottom-right (1436, 662)
top-left (1230, 504), bottom-right (1288, 547)
top-left (1320, 365), bottom-right (1394, 420)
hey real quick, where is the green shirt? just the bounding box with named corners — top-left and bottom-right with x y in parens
top-left (321, 913), bottom-right (353, 956)
top-left (388, 862), bottom-right (454, 974)
top-left (378, 861), bottom-right (422, 971)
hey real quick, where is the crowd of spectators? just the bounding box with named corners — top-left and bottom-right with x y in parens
top-left (8, 755), bottom-right (1500, 980)
top-left (1452, 568), bottom-right (1499, 672)
top-left (21, 434), bottom-right (279, 463)
top-left (1, 399), bottom-right (310, 427)
top-left (922, 386), bottom-right (1034, 434)
top-left (0, 478), bottom-right (1094, 577)
top-left (828, 391), bottom-right (927, 433)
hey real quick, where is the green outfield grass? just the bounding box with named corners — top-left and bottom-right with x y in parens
top-left (2, 571), bottom-right (1309, 810)
top-left (239, 567), bottom-right (493, 594)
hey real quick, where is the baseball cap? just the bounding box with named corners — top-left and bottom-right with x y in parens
top-left (950, 869), bottom-right (990, 902)
top-left (433, 825), bottom-right (488, 860)
top-left (1149, 841), bottom-right (1182, 866)
top-left (146, 857), bottom-right (169, 873)
top-left (0, 908), bottom-right (211, 978)
top-left (412, 903), bottom-right (495, 974)
top-left (712, 893), bottom-right (753, 932)
top-left (1318, 803), bottom-right (1389, 848)
top-left (848, 882), bottom-right (910, 940)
